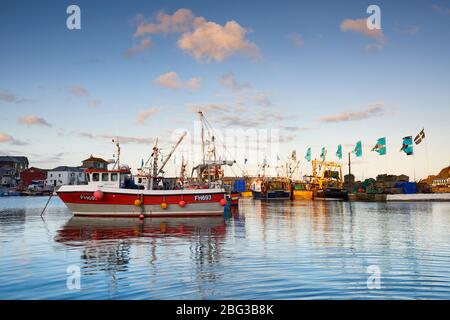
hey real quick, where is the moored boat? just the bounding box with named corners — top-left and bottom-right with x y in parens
top-left (57, 167), bottom-right (228, 217)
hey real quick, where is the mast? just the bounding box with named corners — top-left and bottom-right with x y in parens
top-left (112, 138), bottom-right (120, 170)
top-left (348, 152), bottom-right (352, 193)
top-left (149, 138), bottom-right (159, 190)
top-left (199, 111), bottom-right (205, 165)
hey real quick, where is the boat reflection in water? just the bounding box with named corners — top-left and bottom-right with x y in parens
top-left (54, 215), bottom-right (228, 284)
top-left (55, 216), bottom-right (227, 243)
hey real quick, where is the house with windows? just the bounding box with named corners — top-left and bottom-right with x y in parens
top-left (81, 155), bottom-right (109, 170)
top-left (45, 166), bottom-right (86, 189)
top-left (19, 167), bottom-right (48, 190)
top-left (0, 156), bottom-right (29, 188)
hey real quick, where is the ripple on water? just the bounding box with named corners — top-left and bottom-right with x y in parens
top-left (0, 197), bottom-right (450, 299)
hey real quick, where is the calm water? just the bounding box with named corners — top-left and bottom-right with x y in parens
top-left (0, 196), bottom-right (449, 300)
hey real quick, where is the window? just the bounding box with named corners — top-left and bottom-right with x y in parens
top-left (111, 173), bottom-right (118, 181)
top-left (86, 174), bottom-right (90, 182)
top-left (102, 173), bottom-right (109, 181)
top-left (58, 174), bottom-right (61, 177)
top-left (138, 178), bottom-right (142, 183)
top-left (93, 173), bottom-right (99, 182)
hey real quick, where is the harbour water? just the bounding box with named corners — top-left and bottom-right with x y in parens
top-left (0, 196), bottom-right (449, 299)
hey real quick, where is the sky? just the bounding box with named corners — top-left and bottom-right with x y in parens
top-left (1, 0), bottom-right (449, 181)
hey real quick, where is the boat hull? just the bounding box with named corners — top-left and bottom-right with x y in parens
top-left (314, 188), bottom-right (349, 201)
top-left (57, 186), bottom-right (226, 217)
top-left (252, 190), bottom-right (291, 200)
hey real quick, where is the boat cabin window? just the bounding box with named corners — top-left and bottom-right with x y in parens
top-left (111, 173), bottom-right (118, 181)
top-left (92, 173), bottom-right (99, 182)
top-left (86, 174), bottom-right (90, 182)
top-left (101, 173), bottom-right (109, 181)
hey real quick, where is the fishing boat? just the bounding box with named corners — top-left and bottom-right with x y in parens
top-left (251, 177), bottom-right (291, 200)
top-left (310, 159), bottom-right (348, 200)
top-left (57, 112), bottom-right (236, 217)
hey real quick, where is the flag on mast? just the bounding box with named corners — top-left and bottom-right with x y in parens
top-left (352, 141), bottom-right (363, 157)
top-left (414, 128), bottom-right (425, 145)
top-left (305, 147), bottom-right (311, 162)
top-left (336, 144), bottom-right (342, 160)
top-left (320, 147), bottom-right (327, 161)
top-left (400, 136), bottom-right (414, 155)
top-left (371, 137), bottom-right (387, 155)
top-left (291, 150), bottom-right (297, 161)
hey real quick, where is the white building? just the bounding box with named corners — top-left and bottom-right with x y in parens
top-left (45, 166), bottom-right (86, 189)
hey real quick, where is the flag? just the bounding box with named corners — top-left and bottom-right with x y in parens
top-left (352, 141), bottom-right (363, 157)
top-left (291, 150), bottom-right (297, 161)
top-left (414, 129), bottom-right (425, 145)
top-left (244, 158), bottom-right (248, 165)
top-left (371, 137), bottom-right (386, 155)
top-left (320, 147), bottom-right (327, 161)
top-left (141, 159), bottom-right (144, 168)
top-left (277, 154), bottom-right (280, 161)
top-left (305, 147), bottom-right (311, 162)
top-left (336, 144), bottom-right (342, 160)
top-left (400, 136), bottom-right (414, 155)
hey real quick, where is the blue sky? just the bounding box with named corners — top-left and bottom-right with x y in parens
top-left (1, 0), bottom-right (449, 180)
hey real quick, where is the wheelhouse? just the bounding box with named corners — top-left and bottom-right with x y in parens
top-left (85, 169), bottom-right (132, 189)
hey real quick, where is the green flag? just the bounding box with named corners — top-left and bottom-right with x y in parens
top-left (336, 144), bottom-right (342, 160)
top-left (371, 137), bottom-right (386, 155)
top-left (320, 147), bottom-right (327, 161)
top-left (305, 147), bottom-right (311, 162)
top-left (352, 141), bottom-right (363, 157)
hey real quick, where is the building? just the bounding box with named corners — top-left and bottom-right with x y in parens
top-left (20, 167), bottom-right (48, 189)
top-left (0, 156), bottom-right (29, 187)
top-left (81, 155), bottom-right (109, 170)
top-left (45, 166), bottom-right (86, 189)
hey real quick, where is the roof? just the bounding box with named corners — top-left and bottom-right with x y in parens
top-left (0, 156), bottom-right (29, 164)
top-left (49, 166), bottom-right (84, 172)
top-left (82, 155), bottom-right (109, 163)
top-left (22, 167), bottom-right (48, 172)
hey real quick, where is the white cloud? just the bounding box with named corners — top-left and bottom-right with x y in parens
top-left (124, 37), bottom-right (152, 58)
top-left (340, 18), bottom-right (386, 52)
top-left (153, 71), bottom-right (202, 90)
top-left (340, 18), bottom-right (385, 41)
top-left (0, 133), bottom-right (13, 143)
top-left (178, 19), bottom-right (259, 62)
top-left (18, 115), bottom-right (52, 127)
top-left (219, 72), bottom-right (251, 91)
top-left (320, 102), bottom-right (386, 123)
top-left (137, 107), bottom-right (159, 124)
top-left (134, 8), bottom-right (259, 62)
top-left (0, 132), bottom-right (28, 145)
top-left (134, 8), bottom-right (195, 36)
top-left (70, 85), bottom-right (89, 97)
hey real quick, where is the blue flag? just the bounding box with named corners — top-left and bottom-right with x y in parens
top-left (352, 141), bottom-right (363, 157)
top-left (400, 136), bottom-right (414, 155)
top-left (141, 159), bottom-right (144, 168)
top-left (305, 147), bottom-right (311, 162)
top-left (372, 137), bottom-right (387, 155)
top-left (336, 144), bottom-right (342, 160)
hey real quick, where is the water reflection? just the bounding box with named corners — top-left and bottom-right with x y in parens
top-left (55, 216), bottom-right (228, 292)
top-left (1, 196), bottom-right (450, 299)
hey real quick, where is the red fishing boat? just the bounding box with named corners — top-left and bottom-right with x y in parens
top-left (57, 112), bottom-right (237, 217)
